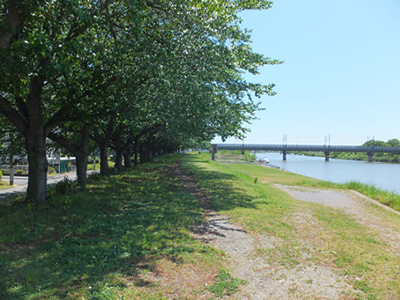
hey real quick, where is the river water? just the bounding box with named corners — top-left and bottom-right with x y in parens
top-left (256, 152), bottom-right (400, 194)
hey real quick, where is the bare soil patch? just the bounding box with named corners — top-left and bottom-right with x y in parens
top-left (131, 257), bottom-right (218, 299)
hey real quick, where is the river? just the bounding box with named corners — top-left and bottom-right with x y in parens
top-left (256, 152), bottom-right (400, 194)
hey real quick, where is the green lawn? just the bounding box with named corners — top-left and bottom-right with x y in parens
top-left (214, 152), bottom-right (400, 212)
top-left (1, 153), bottom-right (400, 299)
top-left (182, 153), bottom-right (400, 299)
top-left (0, 155), bottom-right (223, 299)
top-left (0, 180), bottom-right (13, 190)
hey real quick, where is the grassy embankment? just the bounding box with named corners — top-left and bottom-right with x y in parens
top-left (188, 153), bottom-right (400, 299)
top-left (215, 151), bottom-right (400, 212)
top-left (292, 151), bottom-right (400, 163)
top-left (227, 159), bottom-right (400, 212)
top-left (1, 153), bottom-right (400, 299)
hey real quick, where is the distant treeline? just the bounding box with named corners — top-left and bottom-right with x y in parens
top-left (296, 139), bottom-right (400, 163)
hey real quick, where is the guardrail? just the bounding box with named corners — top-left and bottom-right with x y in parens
top-left (213, 144), bottom-right (400, 153)
top-left (0, 165), bottom-right (29, 172)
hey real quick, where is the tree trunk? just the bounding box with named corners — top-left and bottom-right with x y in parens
top-left (111, 126), bottom-right (135, 172)
top-left (115, 150), bottom-right (123, 172)
top-left (25, 129), bottom-right (48, 203)
top-left (76, 127), bottom-right (89, 187)
top-left (48, 127), bottom-right (89, 187)
top-left (75, 152), bottom-right (88, 187)
top-left (99, 143), bottom-right (109, 176)
top-left (140, 145), bottom-right (146, 164)
top-left (133, 141), bottom-right (139, 166)
top-left (145, 143), bottom-right (151, 162)
top-left (113, 126), bottom-right (123, 172)
top-left (92, 118), bottom-right (114, 177)
top-left (24, 76), bottom-right (48, 204)
top-left (124, 149), bottom-right (132, 168)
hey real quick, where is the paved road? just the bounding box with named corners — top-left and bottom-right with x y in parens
top-left (0, 170), bottom-right (98, 203)
top-left (1, 175), bottom-right (28, 186)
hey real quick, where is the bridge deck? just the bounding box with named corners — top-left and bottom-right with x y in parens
top-left (213, 144), bottom-right (400, 153)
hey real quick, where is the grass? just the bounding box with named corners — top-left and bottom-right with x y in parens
top-left (86, 163), bottom-right (99, 170)
top-left (220, 162), bottom-right (323, 185)
top-left (0, 180), bottom-right (13, 190)
top-left (0, 154), bottom-right (224, 299)
top-left (341, 181), bottom-right (400, 211)
top-left (87, 160), bottom-right (114, 170)
top-left (2, 152), bottom-right (400, 299)
top-left (208, 270), bottom-right (247, 297)
top-left (215, 153), bottom-right (400, 212)
top-left (182, 153), bottom-right (400, 299)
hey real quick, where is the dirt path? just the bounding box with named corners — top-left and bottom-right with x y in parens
top-left (169, 161), bottom-right (400, 299)
top-left (274, 184), bottom-right (400, 256)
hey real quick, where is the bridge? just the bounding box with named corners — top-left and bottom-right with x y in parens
top-left (211, 144), bottom-right (400, 162)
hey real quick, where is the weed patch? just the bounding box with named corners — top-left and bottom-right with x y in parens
top-left (208, 270), bottom-right (247, 297)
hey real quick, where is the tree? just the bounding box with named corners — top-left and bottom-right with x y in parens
top-left (0, 1), bottom-right (114, 202)
top-left (1, 0), bottom-right (280, 204)
top-left (48, 125), bottom-right (90, 187)
top-left (0, 116), bottom-right (26, 164)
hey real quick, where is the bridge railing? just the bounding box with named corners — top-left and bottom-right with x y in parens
top-left (212, 144), bottom-right (400, 153)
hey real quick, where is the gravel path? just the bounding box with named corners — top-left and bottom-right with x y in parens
top-left (193, 211), bottom-right (355, 299)
top-left (274, 184), bottom-right (400, 255)
top-left (172, 161), bottom-right (400, 299)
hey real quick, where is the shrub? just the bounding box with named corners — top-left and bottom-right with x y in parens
top-left (243, 151), bottom-right (256, 162)
top-left (109, 167), bottom-right (120, 175)
top-left (15, 169), bottom-right (23, 175)
top-left (87, 172), bottom-right (103, 183)
top-left (88, 157), bottom-right (100, 164)
top-left (54, 177), bottom-right (78, 196)
top-left (0, 170), bottom-right (2, 180)
top-left (392, 155), bottom-right (400, 163)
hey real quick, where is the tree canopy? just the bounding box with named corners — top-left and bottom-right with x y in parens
top-left (0, 0), bottom-right (280, 203)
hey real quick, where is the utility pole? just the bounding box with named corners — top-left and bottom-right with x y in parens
top-left (9, 154), bottom-right (14, 186)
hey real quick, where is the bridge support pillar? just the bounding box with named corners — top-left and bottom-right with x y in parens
top-left (367, 152), bottom-right (374, 163)
top-left (282, 151), bottom-right (287, 161)
top-left (211, 145), bottom-right (217, 161)
top-left (324, 151), bottom-right (330, 162)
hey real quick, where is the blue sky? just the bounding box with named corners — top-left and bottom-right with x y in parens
top-left (213, 0), bottom-right (400, 145)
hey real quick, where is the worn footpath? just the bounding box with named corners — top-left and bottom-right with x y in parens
top-left (170, 161), bottom-right (400, 299)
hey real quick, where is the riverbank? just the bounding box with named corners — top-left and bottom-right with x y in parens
top-left (1, 153), bottom-right (400, 299)
top-left (225, 159), bottom-right (400, 213)
top-left (254, 151), bottom-right (400, 195)
top-left (294, 150), bottom-right (400, 163)
top-left (186, 153), bottom-right (400, 298)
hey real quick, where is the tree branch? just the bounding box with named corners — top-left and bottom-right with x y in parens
top-left (48, 131), bottom-right (78, 154)
top-left (0, 95), bottom-right (27, 135)
top-left (0, 1), bottom-right (24, 50)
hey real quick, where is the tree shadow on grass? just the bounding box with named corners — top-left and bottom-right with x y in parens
top-left (0, 163), bottom-right (213, 299)
top-left (182, 155), bottom-right (263, 212)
